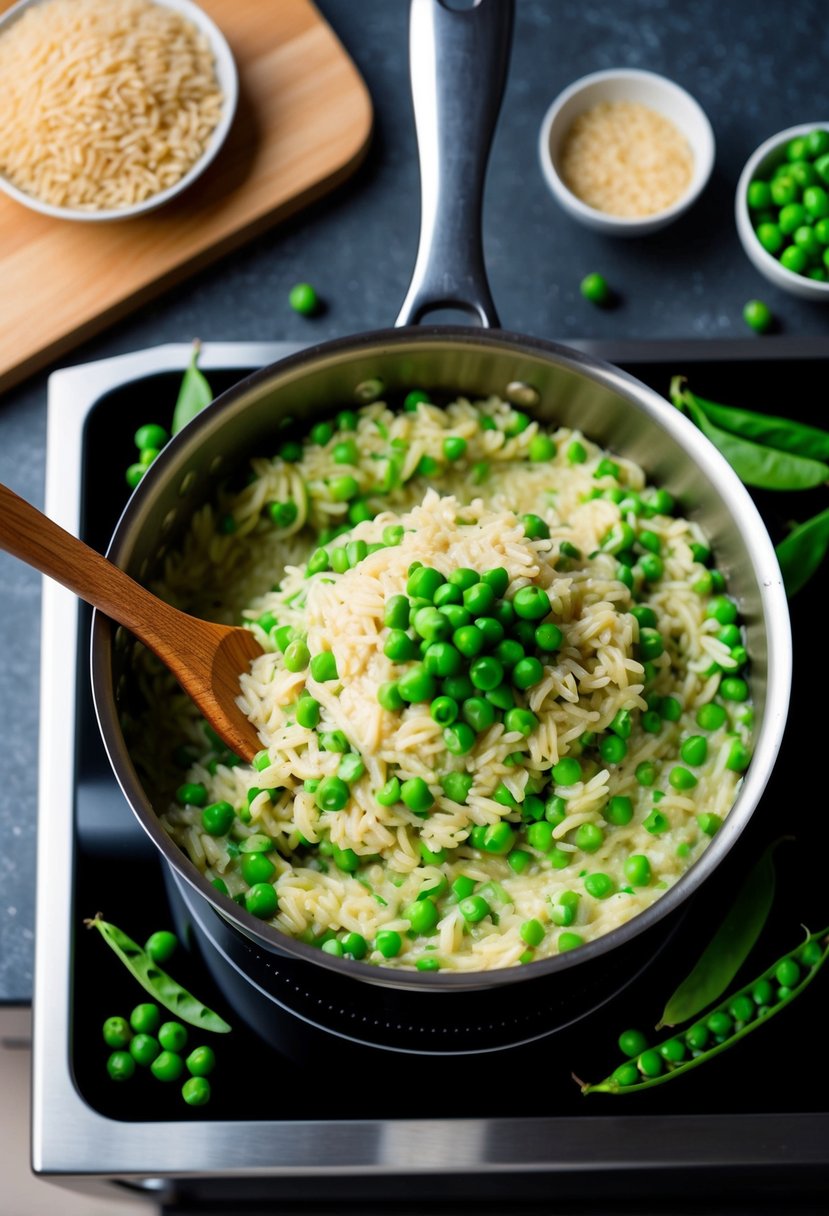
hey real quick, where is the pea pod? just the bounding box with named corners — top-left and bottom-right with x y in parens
top-left (670, 376), bottom-right (829, 490)
top-left (580, 925), bottom-right (829, 1095)
top-left (171, 340), bottom-right (213, 435)
top-left (86, 915), bottom-right (231, 1033)
top-left (775, 507), bottom-right (829, 597)
top-left (670, 377), bottom-right (829, 461)
top-left (657, 840), bottom-right (779, 1029)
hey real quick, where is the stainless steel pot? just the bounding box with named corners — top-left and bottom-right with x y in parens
top-left (92, 0), bottom-right (791, 1001)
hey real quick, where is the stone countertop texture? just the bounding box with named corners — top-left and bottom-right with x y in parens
top-left (1, 0), bottom-right (827, 1001)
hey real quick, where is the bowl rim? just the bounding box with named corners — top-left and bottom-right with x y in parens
top-left (538, 66), bottom-right (715, 231)
top-left (734, 121), bottom-right (829, 295)
top-left (0, 0), bottom-right (239, 223)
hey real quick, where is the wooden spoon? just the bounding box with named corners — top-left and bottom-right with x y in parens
top-left (0, 483), bottom-right (264, 762)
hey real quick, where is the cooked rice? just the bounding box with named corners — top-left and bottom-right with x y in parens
top-left (0, 0), bottom-right (223, 211)
top-left (130, 394), bottom-right (752, 972)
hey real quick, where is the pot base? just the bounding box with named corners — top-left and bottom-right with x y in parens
top-left (166, 865), bottom-right (682, 1057)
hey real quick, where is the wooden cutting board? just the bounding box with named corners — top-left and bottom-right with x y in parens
top-left (0, 0), bottom-right (373, 393)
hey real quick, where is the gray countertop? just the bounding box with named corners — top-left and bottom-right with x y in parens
top-left (1, 0), bottom-right (828, 1003)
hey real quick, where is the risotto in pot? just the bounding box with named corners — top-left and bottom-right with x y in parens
top-left (131, 393), bottom-right (752, 973)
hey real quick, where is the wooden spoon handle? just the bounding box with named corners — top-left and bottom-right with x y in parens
top-left (0, 482), bottom-right (181, 648)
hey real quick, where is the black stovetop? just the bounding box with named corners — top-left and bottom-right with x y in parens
top-left (56, 341), bottom-right (829, 1200)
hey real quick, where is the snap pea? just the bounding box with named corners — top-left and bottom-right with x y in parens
top-left (674, 383), bottom-right (829, 462)
top-left (86, 915), bottom-right (231, 1033)
top-left (775, 507), bottom-right (829, 597)
top-left (670, 376), bottom-right (829, 490)
top-left (171, 340), bottom-right (213, 435)
top-left (657, 840), bottom-right (779, 1029)
top-left (579, 924), bottom-right (829, 1095)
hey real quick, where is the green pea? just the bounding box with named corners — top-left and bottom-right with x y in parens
top-left (481, 567), bottom-right (509, 597)
top-left (679, 735), bottom-right (707, 767)
top-left (407, 566), bottom-right (445, 600)
top-left (295, 696), bottom-right (321, 729)
top-left (747, 180), bottom-right (771, 209)
top-left (103, 1015), bottom-right (132, 1049)
top-left (611, 1062), bottom-right (640, 1087)
top-left (442, 673), bottom-right (474, 701)
top-left (659, 1038), bottom-right (687, 1063)
top-left (728, 994), bottom-right (755, 1025)
top-left (441, 771), bottom-right (473, 804)
top-left (469, 655), bottom-right (504, 691)
top-left (624, 855), bottom-right (651, 886)
top-left (804, 184), bottom-right (829, 218)
top-left (661, 696), bottom-right (682, 722)
top-left (668, 766), bottom-right (697, 791)
top-left (544, 794), bottom-right (566, 825)
top-left (245, 882), bottom-right (278, 919)
top-left (443, 721), bottom-right (476, 754)
top-left (601, 521), bottom-right (636, 555)
top-left (552, 756), bottom-right (581, 785)
top-left (177, 782), bottom-right (207, 808)
top-left (526, 821), bottom-right (554, 853)
top-left (400, 777), bottom-right (434, 814)
top-left (601, 796), bottom-right (632, 828)
top-left (463, 582), bottom-right (496, 616)
top-left (558, 932), bottom-right (584, 952)
top-left (743, 299), bottom-right (773, 333)
top-left (460, 696), bottom-right (495, 733)
top-left (398, 665), bottom-right (437, 703)
top-left (634, 762), bottom-right (657, 788)
top-left (519, 918), bottom-right (545, 947)
top-left (474, 616), bottom-right (505, 648)
top-left (697, 812), bottom-right (722, 837)
top-left (310, 652), bottom-right (338, 682)
top-left (338, 932), bottom-right (366, 959)
top-left (106, 1049), bottom-right (136, 1082)
top-left (377, 681), bottom-right (404, 712)
top-left (509, 656), bottom-right (543, 691)
top-left (375, 776), bottom-right (401, 806)
top-left (706, 1010), bottom-right (733, 1039)
top-left (200, 801), bottom-right (234, 837)
top-left (618, 1028), bottom-right (648, 1058)
top-left (726, 740), bottom-right (751, 772)
top-left (482, 822), bottom-right (516, 854)
top-left (685, 1022), bottom-right (710, 1052)
top-left (181, 1076), bottom-right (211, 1106)
top-left (696, 702), bottom-right (726, 731)
top-left (416, 455), bottom-right (440, 477)
top-left (319, 730), bottom-right (349, 753)
top-left (459, 895), bottom-right (490, 923)
top-left (383, 629), bottom-right (416, 662)
top-left (338, 753), bottom-right (365, 783)
top-left (493, 638), bottom-right (524, 668)
top-left (314, 776), bottom-right (349, 812)
top-left (429, 695), bottom-right (458, 726)
top-left (580, 272), bottom-right (611, 305)
top-left (638, 628), bottom-right (664, 661)
top-left (282, 638), bottom-right (310, 673)
top-left (130, 1032), bottom-right (160, 1066)
top-left (522, 513), bottom-right (550, 539)
top-left (585, 872), bottom-right (615, 899)
top-left (504, 707), bottom-right (538, 736)
top-left (443, 435), bottom-right (467, 461)
top-left (288, 282), bottom-right (319, 315)
top-left (609, 709), bottom-right (632, 739)
top-left (404, 389), bottom-right (430, 411)
top-left (567, 440), bottom-right (587, 463)
top-left (594, 457), bottom-right (620, 480)
top-left (720, 676), bottom-right (749, 702)
top-left (775, 957), bottom-right (801, 988)
top-left (801, 940), bottom-right (823, 967)
top-left (405, 899), bottom-right (439, 934)
top-left (638, 553), bottom-right (663, 582)
top-left (575, 823), bottom-right (604, 853)
top-left (637, 1049), bottom-right (665, 1078)
top-left (241, 853), bottom-right (276, 885)
top-left (512, 586), bottom-right (552, 621)
top-left (599, 734), bottom-right (626, 765)
top-left (320, 939), bottom-right (344, 957)
top-left (535, 622), bottom-right (563, 651)
top-left (375, 929), bottom-right (402, 959)
top-left (158, 1021), bottom-right (188, 1053)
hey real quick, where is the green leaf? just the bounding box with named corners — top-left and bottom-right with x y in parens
top-left (172, 340), bottom-right (213, 435)
top-left (776, 507), bottom-right (829, 597)
top-left (656, 840), bottom-right (780, 1029)
top-left (669, 376), bottom-right (829, 490)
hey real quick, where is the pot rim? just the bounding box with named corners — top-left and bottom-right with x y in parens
top-left (91, 323), bottom-right (793, 992)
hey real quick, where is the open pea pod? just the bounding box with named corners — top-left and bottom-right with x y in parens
top-left (670, 377), bottom-right (829, 490)
top-left (86, 915), bottom-right (231, 1033)
top-left (172, 340), bottom-right (213, 435)
top-left (775, 507), bottom-right (829, 597)
top-left (656, 838), bottom-right (781, 1030)
top-left (670, 376), bottom-right (829, 461)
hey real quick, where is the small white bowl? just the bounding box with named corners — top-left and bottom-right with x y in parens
top-left (538, 68), bottom-right (715, 237)
top-left (735, 123), bottom-right (829, 303)
top-left (0, 0), bottom-right (238, 222)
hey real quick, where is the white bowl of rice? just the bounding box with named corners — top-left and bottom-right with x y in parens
top-left (0, 0), bottom-right (237, 221)
top-left (539, 69), bottom-right (715, 237)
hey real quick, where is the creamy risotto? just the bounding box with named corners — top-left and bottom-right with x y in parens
top-left (131, 393), bottom-right (753, 973)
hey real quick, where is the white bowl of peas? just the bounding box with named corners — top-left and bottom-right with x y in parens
top-left (736, 123), bottom-right (829, 302)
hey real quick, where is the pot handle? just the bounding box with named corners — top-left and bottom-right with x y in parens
top-left (395, 0), bottom-right (514, 329)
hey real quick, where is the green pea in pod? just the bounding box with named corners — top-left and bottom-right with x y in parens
top-left (86, 915), bottom-right (230, 1034)
top-left (775, 507), bottom-right (829, 598)
top-left (670, 378), bottom-right (829, 461)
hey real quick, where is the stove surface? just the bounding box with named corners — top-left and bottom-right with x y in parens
top-left (32, 340), bottom-right (829, 1205)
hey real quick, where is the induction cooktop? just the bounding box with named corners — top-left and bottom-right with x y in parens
top-left (31, 338), bottom-right (829, 1212)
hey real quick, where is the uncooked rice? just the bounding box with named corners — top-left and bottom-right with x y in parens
top-left (0, 0), bottom-right (223, 211)
top-left (129, 394), bottom-right (752, 973)
top-left (559, 100), bottom-right (693, 218)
